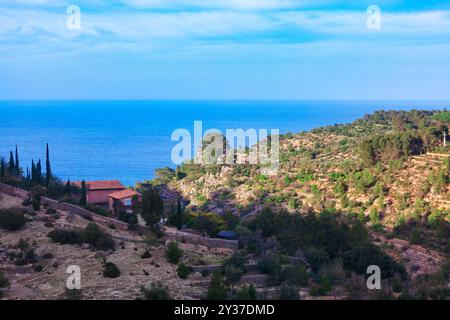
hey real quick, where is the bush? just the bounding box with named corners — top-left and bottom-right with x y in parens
top-left (140, 249), bottom-right (152, 259)
top-left (0, 269), bottom-right (9, 289)
top-left (223, 251), bottom-right (247, 271)
top-left (201, 269), bottom-right (210, 277)
top-left (224, 265), bottom-right (243, 287)
top-left (257, 255), bottom-right (281, 276)
top-left (177, 263), bottom-right (192, 279)
top-left (318, 260), bottom-right (346, 285)
top-left (207, 272), bottom-right (227, 300)
top-left (410, 229), bottom-right (422, 245)
top-left (42, 252), bottom-right (54, 259)
top-left (278, 283), bottom-right (300, 300)
top-left (279, 265), bottom-right (309, 286)
top-left (83, 203), bottom-right (111, 217)
top-left (46, 208), bottom-right (57, 215)
top-left (33, 264), bottom-right (44, 272)
top-left (237, 285), bottom-right (258, 300)
top-left (165, 241), bottom-right (183, 264)
top-left (103, 262), bottom-right (121, 278)
top-left (312, 275), bottom-right (332, 296)
top-left (306, 248), bottom-right (331, 273)
top-left (32, 198), bottom-right (41, 211)
top-left (0, 208), bottom-right (26, 231)
top-left (44, 222), bottom-right (54, 228)
top-left (141, 282), bottom-right (171, 300)
top-left (342, 244), bottom-right (406, 279)
top-left (345, 273), bottom-right (369, 299)
top-left (192, 214), bottom-right (219, 237)
top-left (83, 223), bottom-right (115, 251)
top-left (65, 288), bottom-right (83, 300)
top-left (48, 229), bottom-right (83, 245)
top-left (47, 223), bottom-right (115, 251)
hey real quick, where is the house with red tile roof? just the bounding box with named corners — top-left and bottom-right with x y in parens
top-left (108, 189), bottom-right (142, 215)
top-left (73, 180), bottom-right (125, 206)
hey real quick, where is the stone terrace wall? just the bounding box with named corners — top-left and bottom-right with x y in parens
top-left (165, 228), bottom-right (238, 250)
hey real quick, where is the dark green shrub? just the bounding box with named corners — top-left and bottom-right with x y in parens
top-left (83, 203), bottom-right (111, 217)
top-left (42, 252), bottom-right (54, 259)
top-left (0, 208), bottom-right (26, 231)
top-left (257, 255), bottom-right (281, 276)
top-left (177, 263), bottom-right (192, 279)
top-left (48, 229), bottom-right (83, 245)
top-left (32, 193), bottom-right (41, 211)
top-left (141, 282), bottom-right (171, 300)
top-left (141, 249), bottom-right (152, 259)
top-left (0, 269), bottom-right (9, 289)
top-left (223, 251), bottom-right (247, 271)
top-left (201, 269), bottom-right (210, 277)
top-left (65, 288), bottom-right (83, 300)
top-left (342, 244), bottom-right (406, 279)
top-left (279, 265), bottom-right (309, 286)
top-left (410, 229), bottom-right (422, 245)
top-left (47, 223), bottom-right (115, 251)
top-left (224, 265), bottom-right (243, 288)
top-left (165, 241), bottom-right (183, 264)
top-left (237, 285), bottom-right (258, 300)
top-left (207, 272), bottom-right (227, 300)
top-left (306, 248), bottom-right (331, 272)
top-left (33, 264), bottom-right (44, 272)
top-left (278, 283), bottom-right (299, 300)
top-left (103, 262), bottom-right (121, 278)
top-left (46, 208), bottom-right (57, 215)
top-left (83, 223), bottom-right (115, 251)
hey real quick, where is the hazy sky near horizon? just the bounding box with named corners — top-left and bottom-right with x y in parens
top-left (1, 1), bottom-right (450, 100)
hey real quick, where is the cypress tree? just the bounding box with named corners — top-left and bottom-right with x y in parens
top-left (80, 180), bottom-right (87, 205)
top-left (31, 160), bottom-right (36, 183)
top-left (64, 179), bottom-right (72, 195)
top-left (45, 143), bottom-right (52, 187)
top-left (36, 159), bottom-right (42, 185)
top-left (26, 167), bottom-right (30, 181)
top-left (0, 157), bottom-right (5, 177)
top-left (176, 198), bottom-right (183, 230)
top-left (8, 151), bottom-right (15, 175)
top-left (15, 145), bottom-right (19, 176)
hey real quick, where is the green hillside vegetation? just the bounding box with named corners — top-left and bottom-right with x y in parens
top-left (159, 109), bottom-right (449, 299)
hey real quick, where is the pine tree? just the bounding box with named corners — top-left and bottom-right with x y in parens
top-left (8, 151), bottom-right (15, 175)
top-left (80, 180), bottom-right (87, 205)
top-left (45, 143), bottom-right (52, 187)
top-left (0, 157), bottom-right (5, 177)
top-left (140, 187), bottom-right (164, 231)
top-left (15, 145), bottom-right (19, 176)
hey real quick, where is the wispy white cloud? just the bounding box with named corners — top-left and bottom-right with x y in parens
top-left (1, 7), bottom-right (449, 47)
top-left (121, 0), bottom-right (338, 10)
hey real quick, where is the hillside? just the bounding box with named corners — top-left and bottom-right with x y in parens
top-left (164, 110), bottom-right (449, 239)
top-left (1, 109), bottom-right (449, 301)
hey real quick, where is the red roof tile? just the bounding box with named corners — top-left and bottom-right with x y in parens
top-left (73, 180), bottom-right (125, 190)
top-left (108, 189), bottom-right (141, 200)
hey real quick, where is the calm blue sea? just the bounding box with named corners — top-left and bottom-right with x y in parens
top-left (0, 100), bottom-right (448, 186)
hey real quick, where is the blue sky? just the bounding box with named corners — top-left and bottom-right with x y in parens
top-left (0, 0), bottom-right (450, 100)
